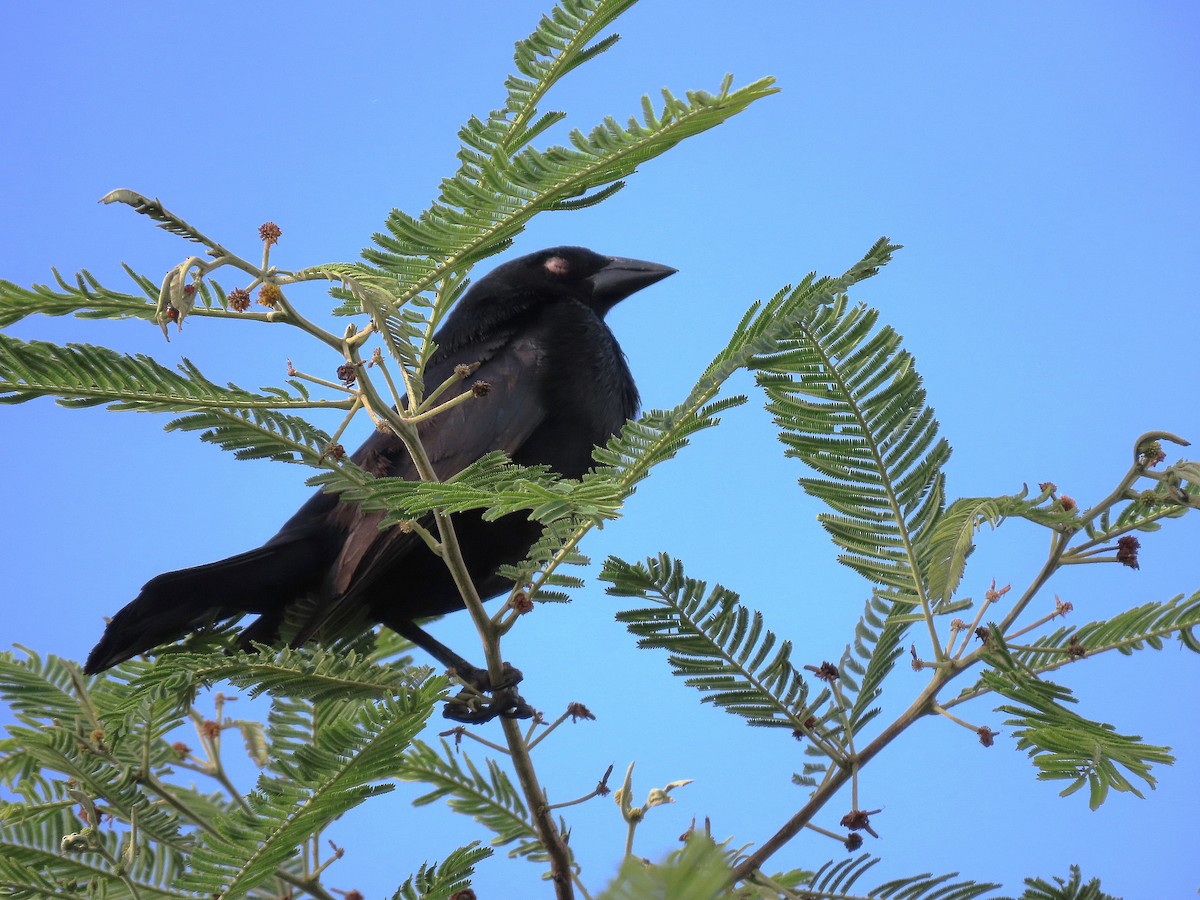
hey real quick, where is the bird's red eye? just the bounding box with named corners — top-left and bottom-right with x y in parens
top-left (544, 256), bottom-right (570, 276)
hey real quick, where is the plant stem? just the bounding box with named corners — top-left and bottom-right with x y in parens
top-left (546, 764), bottom-right (615, 811)
top-left (405, 387), bottom-right (478, 424)
top-left (347, 343), bottom-right (575, 898)
top-left (501, 718), bottom-right (575, 899)
top-left (728, 666), bottom-right (956, 884)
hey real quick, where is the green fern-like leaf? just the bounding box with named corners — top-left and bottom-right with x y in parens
top-left (838, 589), bottom-right (914, 735)
top-left (129, 644), bottom-right (439, 712)
top-left (0, 652), bottom-right (192, 850)
top-left (949, 590), bottom-right (1200, 707)
top-left (391, 841), bottom-right (493, 900)
top-left (361, 0), bottom-right (778, 308)
top-left (0, 335), bottom-right (359, 470)
top-left (0, 802), bottom-right (192, 899)
top-left (0, 266), bottom-right (158, 327)
top-left (397, 740), bottom-right (544, 861)
top-left (979, 632), bottom-right (1173, 809)
top-left (797, 854), bottom-right (998, 899)
top-left (754, 292), bottom-right (950, 605)
top-left (179, 680), bottom-right (441, 897)
top-left (314, 450), bottom-right (623, 527)
top-left (926, 487), bottom-right (1076, 605)
top-left (497, 513), bottom-right (592, 602)
top-left (604, 554), bottom-right (822, 731)
top-left (1012, 590), bottom-right (1200, 674)
top-left (1017, 864), bottom-right (1117, 900)
top-left (596, 835), bottom-right (736, 900)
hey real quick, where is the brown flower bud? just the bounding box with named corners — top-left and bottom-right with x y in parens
top-left (840, 808), bottom-right (881, 838)
top-left (228, 288), bottom-right (251, 312)
top-left (804, 661), bottom-right (839, 682)
top-left (509, 592), bottom-right (534, 614)
top-left (567, 702), bottom-right (595, 722)
top-left (1116, 535), bottom-right (1140, 570)
top-left (258, 221), bottom-right (282, 245)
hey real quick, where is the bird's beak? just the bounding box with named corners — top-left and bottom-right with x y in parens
top-left (589, 256), bottom-right (677, 315)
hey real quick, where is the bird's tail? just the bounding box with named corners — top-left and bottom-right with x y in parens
top-left (84, 536), bottom-right (328, 674)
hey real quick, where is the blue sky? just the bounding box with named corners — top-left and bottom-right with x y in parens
top-left (2, 2), bottom-right (1198, 897)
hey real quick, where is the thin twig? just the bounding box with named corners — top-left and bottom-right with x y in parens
top-left (547, 763), bottom-right (614, 811)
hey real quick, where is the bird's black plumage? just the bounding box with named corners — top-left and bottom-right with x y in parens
top-left (84, 247), bottom-right (675, 686)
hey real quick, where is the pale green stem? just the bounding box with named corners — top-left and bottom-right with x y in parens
top-left (405, 387), bottom-right (478, 425)
top-left (347, 345), bottom-right (575, 898)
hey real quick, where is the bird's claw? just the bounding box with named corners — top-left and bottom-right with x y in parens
top-left (442, 663), bottom-right (534, 723)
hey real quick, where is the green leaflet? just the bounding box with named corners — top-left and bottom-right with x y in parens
top-left (596, 836), bottom-right (737, 900)
top-left (360, 0), bottom-right (779, 311)
top-left (605, 554), bottom-right (822, 732)
top-left (391, 841), bottom-right (493, 900)
top-left (926, 487), bottom-right (1077, 606)
top-left (980, 632), bottom-right (1174, 810)
top-left (754, 294), bottom-right (950, 600)
top-left (397, 740), bottom-right (546, 861)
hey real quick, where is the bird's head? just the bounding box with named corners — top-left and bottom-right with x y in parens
top-left (472, 246), bottom-right (676, 318)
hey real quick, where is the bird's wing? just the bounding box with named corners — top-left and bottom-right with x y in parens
top-left (295, 329), bottom-right (548, 638)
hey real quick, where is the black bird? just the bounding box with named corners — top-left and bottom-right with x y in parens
top-left (84, 247), bottom-right (674, 718)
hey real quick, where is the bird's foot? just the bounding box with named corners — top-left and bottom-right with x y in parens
top-left (443, 662), bottom-right (534, 723)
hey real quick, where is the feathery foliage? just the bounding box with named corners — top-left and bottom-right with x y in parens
top-left (0, 333), bottom-right (336, 415)
top-left (754, 293), bottom-right (950, 602)
top-left (179, 687), bottom-right (439, 897)
top-left (360, 7), bottom-right (777, 302)
top-left (796, 854), bottom-right (998, 899)
top-left (979, 633), bottom-right (1173, 809)
top-left (1010, 590), bottom-right (1200, 673)
top-left (926, 487), bottom-right (1075, 606)
top-left (0, 646), bottom-right (450, 899)
top-left (391, 841), bottom-right (494, 900)
top-left (0, 266), bottom-right (157, 327)
top-left (837, 589), bottom-right (911, 735)
top-left (0, 651), bottom-right (194, 896)
top-left (130, 644), bottom-right (437, 708)
top-left (605, 554), bottom-right (822, 731)
top-left (595, 836), bottom-right (737, 900)
top-left (1017, 865), bottom-right (1117, 900)
top-left (397, 740), bottom-right (546, 861)
top-left (0, 334), bottom-right (357, 470)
